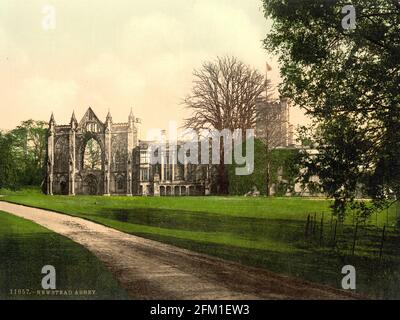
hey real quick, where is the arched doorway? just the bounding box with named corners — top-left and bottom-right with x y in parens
top-left (160, 186), bottom-right (165, 196)
top-left (196, 186), bottom-right (203, 195)
top-left (60, 176), bottom-right (68, 195)
top-left (189, 186), bottom-right (195, 196)
top-left (180, 186), bottom-right (186, 196)
top-left (116, 174), bottom-right (126, 194)
top-left (84, 174), bottom-right (98, 195)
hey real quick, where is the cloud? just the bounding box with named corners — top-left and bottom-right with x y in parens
top-left (120, 0), bottom-right (265, 62)
top-left (121, 12), bottom-right (185, 60)
top-left (84, 53), bottom-right (146, 98)
top-left (18, 77), bottom-right (79, 123)
top-left (0, 0), bottom-right (307, 133)
top-left (0, 27), bottom-right (6, 50)
top-left (114, 0), bottom-right (268, 134)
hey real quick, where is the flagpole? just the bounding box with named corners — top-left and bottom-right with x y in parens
top-left (266, 62), bottom-right (268, 101)
top-left (266, 62), bottom-right (272, 103)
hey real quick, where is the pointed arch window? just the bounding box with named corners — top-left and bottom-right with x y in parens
top-left (83, 138), bottom-right (102, 170)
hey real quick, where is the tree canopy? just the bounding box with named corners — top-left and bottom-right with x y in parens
top-left (263, 0), bottom-right (400, 218)
top-left (184, 56), bottom-right (266, 132)
top-left (0, 120), bottom-right (47, 190)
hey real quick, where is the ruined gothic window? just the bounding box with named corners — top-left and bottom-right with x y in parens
top-left (114, 149), bottom-right (127, 171)
top-left (54, 136), bottom-right (69, 173)
top-left (83, 138), bottom-right (102, 170)
top-left (117, 175), bottom-right (124, 190)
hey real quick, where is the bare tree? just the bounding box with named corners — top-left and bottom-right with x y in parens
top-left (184, 56), bottom-right (265, 194)
top-left (184, 56), bottom-right (265, 131)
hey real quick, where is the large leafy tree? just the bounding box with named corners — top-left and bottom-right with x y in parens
top-left (0, 120), bottom-right (47, 189)
top-left (0, 132), bottom-right (19, 189)
top-left (11, 120), bottom-right (48, 186)
top-left (263, 0), bottom-right (400, 218)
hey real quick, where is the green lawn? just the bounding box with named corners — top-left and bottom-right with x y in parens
top-left (1, 188), bottom-right (400, 299)
top-left (0, 209), bottom-right (128, 300)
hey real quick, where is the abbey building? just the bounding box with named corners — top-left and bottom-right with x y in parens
top-left (46, 100), bottom-right (294, 197)
top-left (46, 108), bottom-right (209, 196)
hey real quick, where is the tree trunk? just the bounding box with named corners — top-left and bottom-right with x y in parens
top-left (265, 145), bottom-right (271, 197)
top-left (396, 196), bottom-right (400, 228)
top-left (217, 137), bottom-right (229, 195)
top-left (217, 163), bottom-right (229, 194)
top-left (265, 162), bottom-right (270, 196)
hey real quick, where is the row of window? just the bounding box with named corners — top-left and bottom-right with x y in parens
top-left (139, 166), bottom-right (202, 182)
top-left (86, 122), bottom-right (101, 133)
top-left (139, 150), bottom-right (193, 165)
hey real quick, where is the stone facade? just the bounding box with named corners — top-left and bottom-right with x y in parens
top-left (46, 108), bottom-right (208, 196)
top-left (256, 97), bottom-right (294, 147)
top-left (133, 140), bottom-right (211, 197)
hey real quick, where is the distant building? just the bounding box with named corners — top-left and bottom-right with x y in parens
top-left (255, 97), bottom-right (294, 147)
top-left (133, 139), bottom-right (210, 197)
top-left (46, 108), bottom-right (208, 196)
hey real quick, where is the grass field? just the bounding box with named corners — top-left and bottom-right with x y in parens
top-left (1, 188), bottom-right (400, 299)
top-left (0, 209), bottom-right (128, 300)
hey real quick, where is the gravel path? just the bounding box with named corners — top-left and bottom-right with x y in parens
top-left (0, 201), bottom-right (357, 300)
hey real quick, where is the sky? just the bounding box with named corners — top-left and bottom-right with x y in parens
top-left (0, 0), bottom-right (309, 138)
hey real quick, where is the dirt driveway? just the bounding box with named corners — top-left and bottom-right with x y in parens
top-left (0, 201), bottom-right (357, 300)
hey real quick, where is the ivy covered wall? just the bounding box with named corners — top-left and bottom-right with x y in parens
top-left (228, 139), bottom-right (301, 196)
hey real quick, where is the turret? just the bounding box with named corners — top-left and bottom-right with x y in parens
top-left (70, 111), bottom-right (78, 129)
top-left (128, 108), bottom-right (135, 127)
top-left (106, 110), bottom-right (112, 123)
top-left (104, 109), bottom-right (112, 195)
top-left (49, 112), bottom-right (55, 124)
top-left (105, 110), bottom-right (112, 131)
top-left (47, 113), bottom-right (56, 195)
top-left (49, 112), bottom-right (55, 133)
